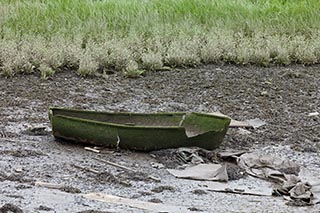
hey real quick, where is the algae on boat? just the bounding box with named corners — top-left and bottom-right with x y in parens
top-left (49, 107), bottom-right (231, 151)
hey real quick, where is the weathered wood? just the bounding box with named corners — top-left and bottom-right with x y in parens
top-left (35, 181), bottom-right (65, 189)
top-left (84, 193), bottom-right (192, 212)
top-left (72, 164), bottom-right (100, 174)
top-left (84, 147), bottom-right (101, 153)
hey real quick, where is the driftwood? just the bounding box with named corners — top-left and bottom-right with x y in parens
top-left (72, 164), bottom-right (100, 174)
top-left (94, 157), bottom-right (136, 172)
top-left (35, 181), bottom-right (81, 194)
top-left (84, 193), bottom-right (192, 212)
top-left (35, 181), bottom-right (65, 189)
top-left (84, 147), bottom-right (101, 153)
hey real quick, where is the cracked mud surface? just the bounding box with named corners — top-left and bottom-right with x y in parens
top-left (0, 65), bottom-right (319, 212)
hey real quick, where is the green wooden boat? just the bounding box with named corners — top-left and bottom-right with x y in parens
top-left (49, 107), bottom-right (231, 151)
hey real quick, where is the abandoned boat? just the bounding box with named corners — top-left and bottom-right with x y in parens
top-left (49, 107), bottom-right (231, 151)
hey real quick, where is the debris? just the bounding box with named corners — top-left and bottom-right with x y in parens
top-left (84, 147), bottom-right (101, 153)
top-left (245, 118), bottom-right (266, 129)
top-left (14, 167), bottom-right (23, 173)
top-left (85, 146), bottom-right (115, 154)
top-left (260, 91), bottom-right (268, 96)
top-left (84, 193), bottom-right (193, 212)
top-left (72, 164), bottom-right (100, 174)
top-left (175, 148), bottom-right (206, 164)
top-left (298, 167), bottom-right (320, 204)
top-left (150, 162), bottom-right (165, 169)
top-left (223, 115), bottom-right (266, 129)
top-left (94, 157), bottom-right (160, 182)
top-left (237, 152), bottom-right (300, 179)
top-left (205, 177), bottom-right (273, 196)
top-left (229, 120), bottom-right (252, 128)
top-left (237, 128), bottom-right (251, 135)
top-left (289, 182), bottom-right (312, 200)
top-left (167, 164), bottom-right (228, 181)
top-left (217, 150), bottom-right (246, 161)
top-left (238, 153), bottom-right (320, 205)
top-left (35, 181), bottom-right (81, 194)
top-left (308, 112), bottom-right (319, 117)
top-left (209, 112), bottom-right (255, 129)
top-left (147, 175), bottom-right (161, 182)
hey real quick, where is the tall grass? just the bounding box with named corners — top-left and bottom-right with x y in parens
top-left (1, 0), bottom-right (320, 77)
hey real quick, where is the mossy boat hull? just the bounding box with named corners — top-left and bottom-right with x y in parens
top-left (49, 107), bottom-right (231, 151)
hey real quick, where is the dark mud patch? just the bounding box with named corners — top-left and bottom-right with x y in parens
top-left (60, 186), bottom-right (82, 194)
top-left (4, 194), bottom-right (24, 199)
top-left (15, 185), bottom-right (32, 190)
top-left (138, 191), bottom-right (153, 196)
top-left (0, 203), bottom-right (23, 213)
top-left (36, 205), bottom-right (53, 211)
top-left (192, 189), bottom-right (208, 195)
top-left (148, 198), bottom-right (163, 203)
top-left (151, 185), bottom-right (175, 193)
top-left (188, 207), bottom-right (204, 211)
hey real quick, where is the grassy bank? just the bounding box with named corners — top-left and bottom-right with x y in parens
top-left (1, 0), bottom-right (320, 78)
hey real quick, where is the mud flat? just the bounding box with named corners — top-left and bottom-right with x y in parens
top-left (0, 65), bottom-right (319, 212)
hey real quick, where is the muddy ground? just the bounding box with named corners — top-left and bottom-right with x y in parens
top-left (0, 65), bottom-right (319, 212)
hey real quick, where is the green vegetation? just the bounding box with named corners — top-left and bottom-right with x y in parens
top-left (1, 0), bottom-right (320, 78)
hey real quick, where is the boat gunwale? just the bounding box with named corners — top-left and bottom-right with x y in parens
top-left (52, 114), bottom-right (187, 130)
top-left (49, 107), bottom-right (231, 122)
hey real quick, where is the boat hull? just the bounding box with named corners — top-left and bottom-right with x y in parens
top-left (49, 108), bottom-right (230, 151)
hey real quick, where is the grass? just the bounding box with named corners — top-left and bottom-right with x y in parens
top-left (1, 0), bottom-right (320, 78)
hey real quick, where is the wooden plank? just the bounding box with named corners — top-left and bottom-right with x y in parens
top-left (84, 193), bottom-right (192, 212)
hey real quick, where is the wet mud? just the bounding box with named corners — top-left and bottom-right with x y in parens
top-left (0, 65), bottom-right (319, 212)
